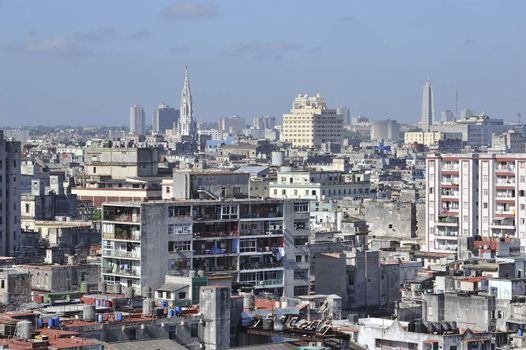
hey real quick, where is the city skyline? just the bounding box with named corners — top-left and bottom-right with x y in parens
top-left (1, 0), bottom-right (525, 127)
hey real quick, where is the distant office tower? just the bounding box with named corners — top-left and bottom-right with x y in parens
top-left (153, 102), bottom-right (179, 134)
top-left (441, 110), bottom-right (455, 123)
top-left (337, 105), bottom-right (351, 126)
top-left (282, 93), bottom-right (344, 148)
top-left (420, 80), bottom-right (435, 131)
top-left (0, 130), bottom-right (21, 256)
top-left (178, 67), bottom-right (196, 138)
top-left (252, 115), bottom-right (276, 130)
top-left (129, 105), bottom-right (145, 135)
top-left (219, 115), bottom-right (246, 134)
top-left (460, 108), bottom-right (474, 120)
top-left (370, 119), bottom-right (400, 141)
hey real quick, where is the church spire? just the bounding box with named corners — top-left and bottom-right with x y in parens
top-left (178, 66), bottom-right (195, 138)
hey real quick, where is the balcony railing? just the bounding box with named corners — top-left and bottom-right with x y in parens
top-left (103, 231), bottom-right (141, 241)
top-left (103, 250), bottom-right (141, 259)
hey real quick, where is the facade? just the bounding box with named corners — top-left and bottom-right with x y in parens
top-left (219, 116), bottom-right (246, 134)
top-left (490, 130), bottom-right (526, 153)
top-left (269, 169), bottom-right (370, 201)
top-left (370, 119), bottom-right (400, 141)
top-left (153, 102), bottom-right (179, 134)
top-left (0, 130), bottom-right (21, 256)
top-left (282, 93), bottom-right (344, 148)
top-left (441, 109), bottom-right (455, 123)
top-left (431, 114), bottom-right (525, 147)
top-left (101, 198), bottom-right (310, 297)
top-left (178, 68), bottom-right (196, 139)
top-left (404, 131), bottom-right (463, 147)
top-left (83, 146), bottom-right (158, 180)
top-left (420, 80), bottom-right (435, 131)
top-left (129, 105), bottom-right (145, 135)
top-left (426, 153), bottom-right (526, 254)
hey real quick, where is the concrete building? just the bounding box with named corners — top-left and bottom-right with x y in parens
top-left (219, 116), bottom-right (246, 134)
top-left (163, 170), bottom-right (250, 200)
top-left (420, 80), bottom-right (435, 131)
top-left (404, 131), bottom-right (462, 147)
top-left (0, 130), bottom-right (21, 256)
top-left (350, 318), bottom-right (493, 350)
top-left (337, 105), bottom-right (351, 126)
top-left (431, 114), bottom-right (525, 147)
top-left (252, 115), bottom-right (276, 130)
top-left (101, 198), bottom-right (310, 297)
top-left (427, 153), bottom-right (526, 254)
top-left (370, 119), bottom-right (400, 142)
top-left (441, 109), bottom-right (455, 123)
top-left (129, 105), bottom-right (145, 135)
top-left (314, 250), bottom-right (401, 311)
top-left (26, 264), bottom-right (100, 294)
top-left (490, 129), bottom-right (526, 153)
top-left (0, 269), bottom-right (31, 305)
top-left (153, 102), bottom-right (179, 134)
top-left (282, 93), bottom-right (344, 149)
top-left (83, 146), bottom-right (158, 180)
top-left (269, 168), bottom-right (370, 201)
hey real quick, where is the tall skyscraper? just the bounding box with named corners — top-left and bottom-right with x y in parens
top-left (153, 102), bottom-right (179, 134)
top-left (0, 130), bottom-right (21, 256)
top-left (178, 67), bottom-right (196, 139)
top-left (420, 80), bottom-right (435, 131)
top-left (337, 105), bottom-right (351, 126)
top-left (129, 105), bottom-right (145, 135)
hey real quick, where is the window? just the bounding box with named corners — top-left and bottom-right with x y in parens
top-left (294, 269), bottom-right (308, 280)
top-left (168, 206), bottom-right (191, 217)
top-left (168, 224), bottom-right (192, 235)
top-left (296, 255), bottom-right (303, 263)
top-left (25, 203), bottom-right (30, 213)
top-left (293, 202), bottom-right (309, 213)
top-left (168, 241), bottom-right (191, 252)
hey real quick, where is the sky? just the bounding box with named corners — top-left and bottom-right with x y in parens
top-left (0, 0), bottom-right (525, 127)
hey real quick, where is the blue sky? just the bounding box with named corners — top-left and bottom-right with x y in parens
top-left (0, 0), bottom-right (525, 126)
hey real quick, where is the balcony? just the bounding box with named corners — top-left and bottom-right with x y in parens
top-left (102, 250), bottom-right (141, 260)
top-left (256, 278), bottom-right (284, 288)
top-left (102, 264), bottom-right (141, 278)
top-left (240, 262), bottom-right (283, 271)
top-left (103, 206), bottom-right (140, 223)
top-left (103, 225), bottom-right (141, 241)
top-left (435, 230), bottom-right (459, 238)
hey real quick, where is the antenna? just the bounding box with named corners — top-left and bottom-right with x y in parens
top-left (455, 92), bottom-right (459, 118)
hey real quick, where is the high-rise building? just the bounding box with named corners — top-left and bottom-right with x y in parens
top-left (441, 110), bottom-right (455, 123)
top-left (129, 105), bottom-right (145, 135)
top-left (153, 102), bottom-right (179, 134)
top-left (219, 116), bottom-right (246, 134)
top-left (178, 67), bottom-right (196, 139)
top-left (101, 198), bottom-right (310, 297)
top-left (0, 130), bottom-right (21, 256)
top-left (337, 105), bottom-right (351, 126)
top-left (426, 153), bottom-right (526, 255)
top-left (282, 93), bottom-right (344, 148)
top-left (370, 119), bottom-right (400, 141)
top-left (420, 80), bottom-right (435, 131)
top-left (252, 115), bottom-right (276, 130)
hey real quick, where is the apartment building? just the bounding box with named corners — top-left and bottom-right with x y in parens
top-left (269, 168), bottom-right (370, 201)
top-left (0, 131), bottom-right (21, 256)
top-left (426, 153), bottom-right (526, 255)
top-left (282, 93), bottom-right (343, 148)
top-left (101, 198), bottom-right (310, 297)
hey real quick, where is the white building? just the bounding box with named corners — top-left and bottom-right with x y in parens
top-left (426, 153), bottom-right (526, 255)
top-left (282, 93), bottom-right (344, 149)
top-left (0, 131), bottom-right (21, 256)
top-left (269, 168), bottom-right (370, 201)
top-left (490, 130), bottom-right (526, 153)
top-left (420, 80), bottom-right (435, 131)
top-left (129, 105), bottom-right (145, 135)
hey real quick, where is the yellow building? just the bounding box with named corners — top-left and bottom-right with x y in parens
top-left (404, 131), bottom-right (442, 146)
top-left (282, 93), bottom-right (343, 148)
